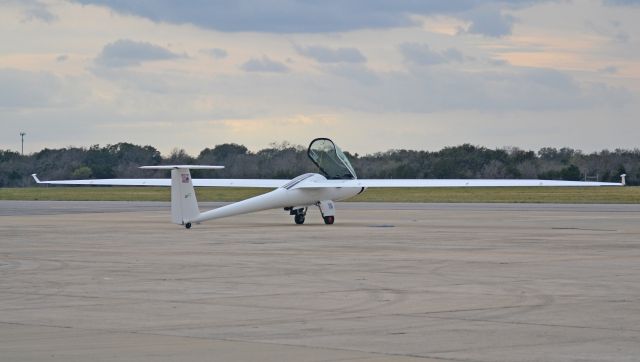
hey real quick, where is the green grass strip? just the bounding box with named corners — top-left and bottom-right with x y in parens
top-left (1, 186), bottom-right (639, 203)
top-left (350, 186), bottom-right (640, 203)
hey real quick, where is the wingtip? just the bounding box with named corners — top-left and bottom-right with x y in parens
top-left (31, 174), bottom-right (41, 183)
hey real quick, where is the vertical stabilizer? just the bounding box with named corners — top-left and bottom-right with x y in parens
top-left (170, 168), bottom-right (200, 224)
top-left (139, 165), bottom-right (223, 227)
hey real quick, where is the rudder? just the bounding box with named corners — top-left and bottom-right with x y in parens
top-left (170, 168), bottom-right (200, 225)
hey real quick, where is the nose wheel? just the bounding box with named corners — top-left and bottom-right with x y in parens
top-left (317, 200), bottom-right (336, 225)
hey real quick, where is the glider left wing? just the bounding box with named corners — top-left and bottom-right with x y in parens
top-left (31, 174), bottom-right (288, 188)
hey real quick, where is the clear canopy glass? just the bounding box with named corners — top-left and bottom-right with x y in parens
top-left (307, 138), bottom-right (357, 180)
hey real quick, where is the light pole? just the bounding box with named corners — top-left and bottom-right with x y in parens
top-left (20, 132), bottom-right (26, 156)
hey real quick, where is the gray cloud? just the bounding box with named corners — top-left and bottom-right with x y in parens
top-left (90, 67), bottom-right (174, 94)
top-left (399, 43), bottom-right (467, 66)
top-left (95, 39), bottom-right (183, 68)
top-left (72, 0), bottom-right (543, 36)
top-left (399, 43), bottom-right (446, 65)
top-left (603, 0), bottom-right (640, 6)
top-left (202, 48), bottom-right (228, 59)
top-left (89, 49), bottom-right (628, 115)
top-left (0, 68), bottom-right (85, 109)
top-left (0, 69), bottom-right (58, 108)
top-left (21, 2), bottom-right (57, 23)
top-left (585, 20), bottom-right (631, 43)
top-left (442, 48), bottom-right (466, 62)
top-left (461, 5), bottom-right (516, 37)
top-left (323, 64), bottom-right (379, 85)
top-left (240, 56), bottom-right (289, 73)
top-left (599, 65), bottom-right (619, 74)
top-left (295, 45), bottom-right (366, 63)
top-left (188, 61), bottom-right (631, 115)
top-left (296, 64), bottom-right (631, 114)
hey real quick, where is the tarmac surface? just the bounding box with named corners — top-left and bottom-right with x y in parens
top-left (1, 201), bottom-right (639, 361)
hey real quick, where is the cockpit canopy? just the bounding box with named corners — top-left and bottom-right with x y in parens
top-left (307, 138), bottom-right (357, 180)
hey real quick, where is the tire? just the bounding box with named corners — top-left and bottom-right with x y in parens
top-left (185, 222), bottom-right (192, 229)
top-left (294, 214), bottom-right (305, 225)
top-left (323, 216), bottom-right (335, 225)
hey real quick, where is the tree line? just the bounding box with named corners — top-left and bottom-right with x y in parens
top-left (1, 141), bottom-right (637, 187)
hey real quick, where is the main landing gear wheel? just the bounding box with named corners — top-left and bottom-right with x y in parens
top-left (323, 216), bottom-right (335, 225)
top-left (185, 222), bottom-right (192, 229)
top-left (289, 207), bottom-right (307, 225)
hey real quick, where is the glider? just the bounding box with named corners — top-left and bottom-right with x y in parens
top-left (33, 138), bottom-right (625, 228)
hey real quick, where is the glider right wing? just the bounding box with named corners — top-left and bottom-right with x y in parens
top-left (295, 178), bottom-right (625, 188)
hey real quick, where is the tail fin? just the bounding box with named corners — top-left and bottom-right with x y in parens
top-left (140, 165), bottom-right (223, 225)
top-left (170, 168), bottom-right (200, 225)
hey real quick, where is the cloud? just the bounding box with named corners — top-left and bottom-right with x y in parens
top-left (399, 43), bottom-right (466, 66)
top-left (202, 48), bottom-right (228, 59)
top-left (323, 64), bottom-right (379, 85)
top-left (56, 54), bottom-right (69, 62)
top-left (95, 39), bottom-right (183, 68)
top-left (21, 2), bottom-right (57, 23)
top-left (602, 0), bottom-right (640, 6)
top-left (599, 65), bottom-right (619, 74)
top-left (463, 6), bottom-right (516, 37)
top-left (442, 48), bottom-right (466, 62)
top-left (240, 56), bottom-right (289, 73)
top-left (295, 45), bottom-right (366, 63)
top-left (0, 68), bottom-right (82, 108)
top-left (72, 0), bottom-right (542, 35)
top-left (298, 64), bottom-right (631, 114)
top-left (88, 55), bottom-right (629, 117)
top-left (72, 0), bottom-right (411, 33)
top-left (585, 20), bottom-right (630, 43)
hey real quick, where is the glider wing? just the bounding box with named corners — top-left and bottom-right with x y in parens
top-left (31, 175), bottom-right (287, 188)
top-left (295, 178), bottom-right (623, 188)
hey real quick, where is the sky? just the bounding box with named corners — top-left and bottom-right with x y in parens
top-left (1, 0), bottom-right (639, 156)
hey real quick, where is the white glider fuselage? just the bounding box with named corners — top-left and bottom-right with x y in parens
top-left (192, 173), bottom-right (362, 223)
